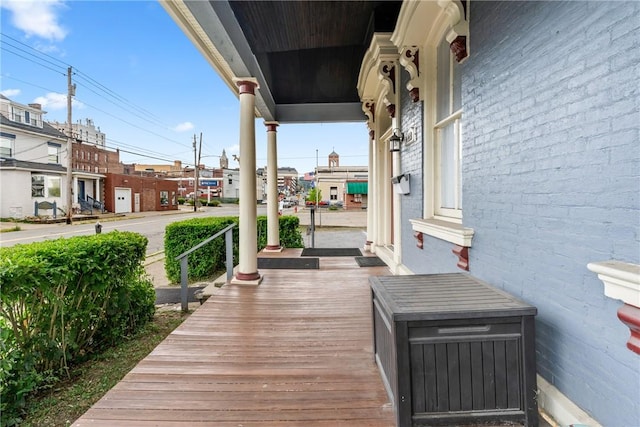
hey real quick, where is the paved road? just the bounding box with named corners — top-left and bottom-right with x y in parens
top-left (3, 205), bottom-right (369, 294)
top-left (0, 205), bottom-right (268, 254)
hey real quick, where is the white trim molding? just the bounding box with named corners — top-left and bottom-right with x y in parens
top-left (410, 218), bottom-right (474, 247)
top-left (537, 375), bottom-right (602, 427)
top-left (587, 260), bottom-right (640, 307)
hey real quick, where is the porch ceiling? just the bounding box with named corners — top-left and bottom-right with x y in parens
top-left (162, 0), bottom-right (401, 123)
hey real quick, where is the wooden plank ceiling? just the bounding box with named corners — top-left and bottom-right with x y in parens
top-left (228, 1), bottom-right (402, 105)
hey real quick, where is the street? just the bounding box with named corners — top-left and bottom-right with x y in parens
top-left (0, 204), bottom-right (268, 255)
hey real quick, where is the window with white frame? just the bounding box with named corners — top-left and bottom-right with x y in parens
top-left (32, 175), bottom-right (61, 197)
top-left (0, 134), bottom-right (15, 157)
top-left (434, 36), bottom-right (462, 220)
top-left (330, 187), bottom-right (338, 200)
top-left (48, 177), bottom-right (61, 197)
top-left (48, 143), bottom-right (61, 164)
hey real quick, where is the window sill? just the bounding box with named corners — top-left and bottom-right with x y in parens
top-left (587, 260), bottom-right (640, 307)
top-left (410, 218), bottom-right (474, 247)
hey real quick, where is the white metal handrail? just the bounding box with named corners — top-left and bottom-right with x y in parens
top-left (175, 223), bottom-right (236, 312)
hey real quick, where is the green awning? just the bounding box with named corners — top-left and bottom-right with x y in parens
top-left (346, 182), bottom-right (368, 195)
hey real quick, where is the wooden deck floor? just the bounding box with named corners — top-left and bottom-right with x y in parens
top-left (73, 250), bottom-right (395, 426)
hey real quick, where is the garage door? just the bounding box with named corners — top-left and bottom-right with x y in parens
top-left (114, 187), bottom-right (132, 213)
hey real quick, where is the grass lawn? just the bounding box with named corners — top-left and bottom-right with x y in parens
top-left (19, 310), bottom-right (189, 427)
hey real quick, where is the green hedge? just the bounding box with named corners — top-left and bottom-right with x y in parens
top-left (164, 215), bottom-right (303, 283)
top-left (0, 231), bottom-right (155, 425)
top-left (256, 215), bottom-right (303, 249)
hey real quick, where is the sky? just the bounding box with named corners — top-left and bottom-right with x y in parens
top-left (0, 0), bottom-right (371, 175)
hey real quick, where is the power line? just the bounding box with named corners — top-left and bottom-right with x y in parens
top-left (1, 74), bottom-right (58, 93)
top-left (0, 32), bottom-right (69, 74)
top-left (1, 33), bottom-right (194, 153)
top-left (74, 98), bottom-right (192, 149)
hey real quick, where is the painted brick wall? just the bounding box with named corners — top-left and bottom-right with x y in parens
top-left (462, 2), bottom-right (640, 425)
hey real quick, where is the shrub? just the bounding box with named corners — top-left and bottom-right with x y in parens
top-left (257, 215), bottom-right (303, 249)
top-left (164, 216), bottom-right (239, 284)
top-left (165, 215), bottom-right (303, 283)
top-left (0, 231), bottom-right (155, 424)
top-left (177, 197), bottom-right (186, 205)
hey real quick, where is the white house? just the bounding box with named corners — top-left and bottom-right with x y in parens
top-left (0, 95), bottom-right (69, 219)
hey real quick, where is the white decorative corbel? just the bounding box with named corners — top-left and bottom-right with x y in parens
top-left (362, 99), bottom-right (375, 130)
top-left (438, 0), bottom-right (470, 62)
top-left (399, 46), bottom-right (420, 102)
top-left (378, 61), bottom-right (397, 116)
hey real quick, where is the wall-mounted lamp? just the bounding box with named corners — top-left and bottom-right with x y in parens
top-left (389, 129), bottom-right (404, 152)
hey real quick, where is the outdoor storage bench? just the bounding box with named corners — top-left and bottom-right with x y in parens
top-left (370, 273), bottom-right (538, 427)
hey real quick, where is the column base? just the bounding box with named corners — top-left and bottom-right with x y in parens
top-left (263, 245), bottom-right (283, 253)
top-left (231, 271), bottom-right (263, 286)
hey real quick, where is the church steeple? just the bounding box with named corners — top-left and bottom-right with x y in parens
top-left (220, 149), bottom-right (229, 169)
top-left (328, 150), bottom-right (339, 168)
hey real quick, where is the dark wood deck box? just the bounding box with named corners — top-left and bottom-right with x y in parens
top-left (370, 273), bottom-right (538, 427)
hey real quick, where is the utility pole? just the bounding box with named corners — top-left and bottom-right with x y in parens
top-left (66, 66), bottom-right (75, 224)
top-left (193, 134), bottom-right (198, 212)
top-left (197, 132), bottom-right (203, 204)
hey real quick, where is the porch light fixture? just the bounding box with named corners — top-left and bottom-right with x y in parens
top-left (389, 129), bottom-right (403, 152)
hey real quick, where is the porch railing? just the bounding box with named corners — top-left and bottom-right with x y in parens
top-left (77, 195), bottom-right (105, 214)
top-left (175, 223), bottom-right (236, 312)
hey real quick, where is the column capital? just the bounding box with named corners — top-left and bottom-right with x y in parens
top-left (264, 121), bottom-right (280, 132)
top-left (233, 77), bottom-right (259, 95)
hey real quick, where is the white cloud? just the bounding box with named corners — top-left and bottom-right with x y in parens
top-left (2, 0), bottom-right (68, 41)
top-left (34, 92), bottom-right (83, 110)
top-left (172, 122), bottom-right (194, 132)
top-left (0, 89), bottom-right (21, 98)
top-left (227, 144), bottom-right (239, 154)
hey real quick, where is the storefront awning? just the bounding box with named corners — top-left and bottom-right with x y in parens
top-left (346, 182), bottom-right (368, 195)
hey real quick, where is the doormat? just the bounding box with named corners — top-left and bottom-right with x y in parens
top-left (258, 257), bottom-right (320, 269)
top-left (355, 256), bottom-right (387, 267)
top-left (300, 248), bottom-right (362, 257)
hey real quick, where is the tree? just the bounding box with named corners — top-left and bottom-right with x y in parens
top-left (306, 187), bottom-right (322, 204)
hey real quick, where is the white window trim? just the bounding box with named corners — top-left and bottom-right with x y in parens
top-left (587, 260), bottom-right (640, 307)
top-left (434, 110), bottom-right (463, 219)
top-left (410, 217), bottom-right (474, 247)
top-left (413, 25), bottom-right (471, 247)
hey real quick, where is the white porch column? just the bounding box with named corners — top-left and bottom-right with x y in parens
top-left (73, 176), bottom-right (78, 203)
top-left (264, 121), bottom-right (282, 252)
top-left (365, 130), bottom-right (375, 252)
top-left (95, 178), bottom-right (101, 202)
top-left (232, 78), bottom-right (262, 284)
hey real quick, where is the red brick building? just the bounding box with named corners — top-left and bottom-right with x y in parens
top-left (104, 173), bottom-right (179, 213)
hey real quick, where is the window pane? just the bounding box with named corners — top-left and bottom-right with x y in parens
top-left (440, 123), bottom-right (456, 209)
top-left (330, 186), bottom-right (338, 200)
top-left (48, 177), bottom-right (61, 197)
top-left (32, 175), bottom-right (45, 197)
top-left (0, 138), bottom-right (12, 157)
top-left (453, 58), bottom-right (462, 112)
top-left (48, 144), bottom-right (59, 163)
top-left (436, 38), bottom-right (451, 122)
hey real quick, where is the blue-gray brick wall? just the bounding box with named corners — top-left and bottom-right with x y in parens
top-left (462, 2), bottom-right (640, 425)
